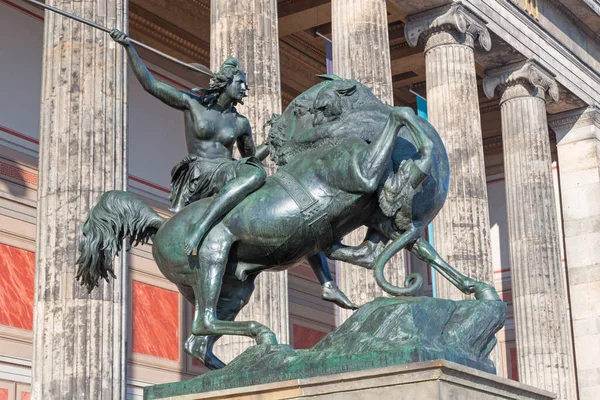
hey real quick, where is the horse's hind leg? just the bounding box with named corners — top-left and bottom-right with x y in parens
top-left (177, 284), bottom-right (227, 369)
top-left (185, 272), bottom-right (259, 369)
top-left (184, 333), bottom-right (225, 370)
top-left (408, 236), bottom-right (500, 301)
top-left (189, 274), bottom-right (275, 369)
top-left (191, 225), bottom-right (277, 349)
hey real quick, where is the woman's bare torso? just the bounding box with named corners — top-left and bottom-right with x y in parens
top-left (183, 97), bottom-right (249, 160)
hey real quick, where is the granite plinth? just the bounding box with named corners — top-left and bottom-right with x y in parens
top-left (145, 297), bottom-right (506, 399)
top-left (147, 360), bottom-right (555, 400)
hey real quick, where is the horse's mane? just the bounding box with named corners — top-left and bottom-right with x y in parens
top-left (265, 114), bottom-right (287, 166)
top-left (267, 76), bottom-right (385, 166)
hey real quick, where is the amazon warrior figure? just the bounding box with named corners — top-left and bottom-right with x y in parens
top-left (111, 29), bottom-right (265, 255)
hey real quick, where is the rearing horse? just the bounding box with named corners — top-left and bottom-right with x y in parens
top-left (76, 78), bottom-right (499, 370)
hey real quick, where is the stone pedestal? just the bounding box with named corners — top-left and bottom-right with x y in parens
top-left (405, 4), bottom-right (494, 301)
top-left (146, 361), bottom-right (555, 400)
top-left (210, 0), bottom-right (288, 362)
top-left (144, 296), bottom-right (506, 399)
top-left (331, 0), bottom-right (405, 323)
top-left (549, 106), bottom-right (600, 400)
top-left (32, 1), bottom-right (128, 398)
top-left (484, 60), bottom-right (576, 400)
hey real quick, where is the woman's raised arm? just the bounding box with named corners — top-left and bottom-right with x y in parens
top-left (110, 29), bottom-right (189, 110)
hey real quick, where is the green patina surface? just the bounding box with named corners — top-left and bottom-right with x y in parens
top-left (78, 72), bottom-right (501, 375)
top-left (144, 296), bottom-right (506, 400)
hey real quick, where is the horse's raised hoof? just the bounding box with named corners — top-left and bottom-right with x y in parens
top-left (322, 281), bottom-right (358, 310)
top-left (256, 331), bottom-right (278, 345)
top-left (184, 335), bottom-right (226, 370)
top-left (473, 282), bottom-right (501, 301)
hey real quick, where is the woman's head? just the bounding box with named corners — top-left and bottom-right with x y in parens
top-left (194, 57), bottom-right (248, 106)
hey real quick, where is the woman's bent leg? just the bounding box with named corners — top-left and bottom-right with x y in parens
top-left (184, 164), bottom-right (266, 255)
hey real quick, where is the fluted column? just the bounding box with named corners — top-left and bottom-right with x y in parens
top-left (405, 4), bottom-right (493, 300)
top-left (484, 60), bottom-right (576, 399)
top-left (332, 0), bottom-right (403, 323)
top-left (32, 1), bottom-right (128, 399)
top-left (210, 0), bottom-right (288, 362)
top-left (211, 0), bottom-right (282, 165)
top-left (549, 106), bottom-right (600, 400)
top-left (332, 0), bottom-right (393, 101)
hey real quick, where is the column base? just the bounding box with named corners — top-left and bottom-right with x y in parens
top-left (144, 297), bottom-right (509, 399)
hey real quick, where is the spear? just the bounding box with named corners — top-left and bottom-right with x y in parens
top-left (23, 0), bottom-right (215, 78)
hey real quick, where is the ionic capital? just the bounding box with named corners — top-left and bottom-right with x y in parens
top-left (483, 60), bottom-right (559, 102)
top-left (404, 2), bottom-right (491, 51)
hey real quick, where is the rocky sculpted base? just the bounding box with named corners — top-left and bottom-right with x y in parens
top-left (145, 296), bottom-right (506, 400)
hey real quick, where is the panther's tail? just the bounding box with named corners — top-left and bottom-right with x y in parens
top-left (76, 190), bottom-right (165, 292)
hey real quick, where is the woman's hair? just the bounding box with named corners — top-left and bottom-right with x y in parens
top-left (191, 57), bottom-right (245, 106)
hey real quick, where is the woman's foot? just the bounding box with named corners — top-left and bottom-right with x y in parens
top-left (184, 225), bottom-right (209, 256)
top-left (322, 281), bottom-right (358, 310)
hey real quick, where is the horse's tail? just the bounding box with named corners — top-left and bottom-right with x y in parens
top-left (76, 190), bottom-right (165, 292)
top-left (373, 227), bottom-right (423, 296)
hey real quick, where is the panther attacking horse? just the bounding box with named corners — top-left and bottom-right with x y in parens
top-left (76, 76), bottom-right (500, 370)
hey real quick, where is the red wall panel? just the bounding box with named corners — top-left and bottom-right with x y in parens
top-left (132, 280), bottom-right (179, 361)
top-left (0, 244), bottom-right (35, 330)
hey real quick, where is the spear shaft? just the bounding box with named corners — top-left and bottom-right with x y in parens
top-left (23, 0), bottom-right (215, 78)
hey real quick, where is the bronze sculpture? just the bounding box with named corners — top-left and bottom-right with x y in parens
top-left (76, 70), bottom-right (500, 370)
top-left (16, 1), bottom-right (504, 391)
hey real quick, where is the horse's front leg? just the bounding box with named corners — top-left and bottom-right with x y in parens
top-left (306, 252), bottom-right (357, 310)
top-left (407, 237), bottom-right (501, 301)
top-left (325, 228), bottom-right (388, 270)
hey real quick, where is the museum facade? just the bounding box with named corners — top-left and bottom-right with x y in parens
top-left (0, 0), bottom-right (598, 399)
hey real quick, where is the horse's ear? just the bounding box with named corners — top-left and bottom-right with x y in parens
top-left (317, 74), bottom-right (342, 81)
top-left (336, 85), bottom-right (357, 97)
